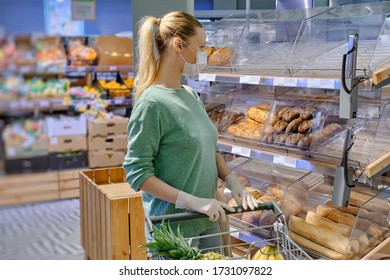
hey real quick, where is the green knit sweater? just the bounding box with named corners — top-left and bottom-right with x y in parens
top-left (123, 85), bottom-right (219, 237)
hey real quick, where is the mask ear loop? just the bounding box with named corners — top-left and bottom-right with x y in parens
top-left (152, 25), bottom-right (160, 62)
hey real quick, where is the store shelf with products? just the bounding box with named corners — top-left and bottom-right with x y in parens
top-left (199, 2), bottom-right (390, 260)
top-left (0, 34), bottom-right (134, 205)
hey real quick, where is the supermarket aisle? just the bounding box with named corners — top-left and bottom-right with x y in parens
top-left (0, 198), bottom-right (84, 260)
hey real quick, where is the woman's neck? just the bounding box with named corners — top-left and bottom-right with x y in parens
top-left (153, 55), bottom-right (183, 89)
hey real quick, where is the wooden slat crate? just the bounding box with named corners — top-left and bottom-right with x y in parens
top-left (79, 167), bottom-right (147, 260)
top-left (59, 169), bottom-right (81, 199)
top-left (0, 171), bottom-right (59, 207)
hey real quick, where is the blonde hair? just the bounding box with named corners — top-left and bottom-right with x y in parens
top-left (134, 11), bottom-right (202, 99)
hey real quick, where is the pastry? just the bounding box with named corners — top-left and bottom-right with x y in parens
top-left (255, 103), bottom-right (272, 111)
top-left (297, 134), bottom-right (312, 149)
top-left (285, 133), bottom-right (304, 146)
top-left (273, 119), bottom-right (289, 132)
top-left (246, 107), bottom-right (269, 124)
top-left (205, 102), bottom-right (225, 113)
top-left (227, 118), bottom-right (264, 140)
top-left (274, 133), bottom-right (289, 144)
top-left (286, 117), bottom-right (303, 133)
top-left (203, 46), bottom-right (216, 57)
top-left (282, 107), bottom-right (302, 122)
top-left (262, 131), bottom-right (277, 144)
top-left (277, 107), bottom-right (290, 118)
top-left (297, 119), bottom-right (313, 134)
top-left (208, 47), bottom-right (234, 66)
top-left (300, 107), bottom-right (316, 120)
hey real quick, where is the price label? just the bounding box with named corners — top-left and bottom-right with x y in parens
top-left (273, 155), bottom-right (297, 168)
top-left (307, 79), bottom-right (335, 89)
top-left (273, 77), bottom-right (297, 87)
top-left (109, 66), bottom-right (118, 71)
top-left (231, 146), bottom-right (251, 157)
top-left (78, 66), bottom-right (87, 72)
top-left (239, 75), bottom-right (260, 85)
top-left (198, 73), bottom-right (216, 82)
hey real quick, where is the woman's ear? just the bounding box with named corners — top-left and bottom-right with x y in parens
top-left (172, 37), bottom-right (182, 53)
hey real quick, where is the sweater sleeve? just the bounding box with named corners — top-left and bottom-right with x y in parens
top-left (123, 100), bottom-right (161, 191)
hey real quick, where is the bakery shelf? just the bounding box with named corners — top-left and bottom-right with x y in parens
top-left (227, 158), bottom-right (390, 260)
top-left (200, 2), bottom-right (390, 89)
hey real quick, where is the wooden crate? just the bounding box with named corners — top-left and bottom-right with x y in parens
top-left (59, 169), bottom-right (82, 199)
top-left (0, 171), bottom-right (59, 207)
top-left (79, 167), bottom-right (147, 260)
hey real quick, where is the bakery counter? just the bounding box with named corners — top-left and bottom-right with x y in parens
top-left (224, 158), bottom-right (390, 259)
top-left (207, 86), bottom-right (390, 177)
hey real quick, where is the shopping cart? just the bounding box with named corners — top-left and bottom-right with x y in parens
top-left (146, 200), bottom-right (312, 260)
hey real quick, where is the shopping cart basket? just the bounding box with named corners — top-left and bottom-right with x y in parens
top-left (146, 200), bottom-right (312, 260)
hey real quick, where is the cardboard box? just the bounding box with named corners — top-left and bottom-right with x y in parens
top-left (49, 150), bottom-right (88, 171)
top-left (46, 115), bottom-right (87, 137)
top-left (88, 118), bottom-right (128, 137)
top-left (88, 134), bottom-right (127, 151)
top-left (49, 134), bottom-right (87, 153)
top-left (4, 134), bottom-right (49, 159)
top-left (88, 150), bottom-right (126, 168)
top-left (96, 36), bottom-right (133, 66)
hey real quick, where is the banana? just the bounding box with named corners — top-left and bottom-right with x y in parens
top-left (274, 251), bottom-right (285, 260)
top-left (268, 246), bottom-right (276, 260)
top-left (252, 245), bottom-right (271, 260)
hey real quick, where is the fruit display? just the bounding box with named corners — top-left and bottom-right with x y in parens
top-left (98, 79), bottom-right (131, 98)
top-left (251, 245), bottom-right (285, 260)
top-left (67, 39), bottom-right (97, 66)
top-left (2, 119), bottom-right (48, 158)
top-left (67, 85), bottom-right (101, 99)
top-left (25, 78), bottom-right (70, 98)
top-left (140, 221), bottom-right (226, 260)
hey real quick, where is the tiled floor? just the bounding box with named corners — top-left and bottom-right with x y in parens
top-left (0, 198), bottom-right (84, 260)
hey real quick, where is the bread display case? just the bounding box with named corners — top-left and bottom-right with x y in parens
top-left (198, 2), bottom-right (390, 260)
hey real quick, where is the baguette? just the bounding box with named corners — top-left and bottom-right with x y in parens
top-left (316, 205), bottom-right (384, 239)
top-left (288, 215), bottom-right (360, 254)
top-left (305, 211), bottom-right (369, 251)
top-left (326, 201), bottom-right (389, 227)
top-left (349, 196), bottom-right (389, 216)
top-left (288, 230), bottom-right (346, 260)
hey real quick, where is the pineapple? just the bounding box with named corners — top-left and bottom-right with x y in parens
top-left (140, 221), bottom-right (226, 260)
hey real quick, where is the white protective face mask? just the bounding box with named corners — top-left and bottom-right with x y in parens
top-left (180, 41), bottom-right (207, 76)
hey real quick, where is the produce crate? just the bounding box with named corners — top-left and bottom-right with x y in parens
top-left (5, 154), bottom-right (49, 174)
top-left (59, 169), bottom-right (82, 199)
top-left (88, 117), bottom-right (128, 137)
top-left (88, 150), bottom-right (126, 168)
top-left (49, 150), bottom-right (88, 171)
top-left (79, 167), bottom-right (146, 260)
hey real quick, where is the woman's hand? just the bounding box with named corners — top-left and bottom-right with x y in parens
top-left (224, 173), bottom-right (258, 210)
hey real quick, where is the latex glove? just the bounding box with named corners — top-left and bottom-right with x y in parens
top-left (175, 191), bottom-right (235, 222)
top-left (225, 173), bottom-right (258, 210)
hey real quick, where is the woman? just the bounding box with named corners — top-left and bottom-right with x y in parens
top-left (123, 11), bottom-right (258, 250)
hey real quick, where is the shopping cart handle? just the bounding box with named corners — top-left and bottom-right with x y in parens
top-left (149, 201), bottom-right (277, 225)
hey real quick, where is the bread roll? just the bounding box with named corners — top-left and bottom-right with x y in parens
top-left (285, 133), bottom-right (304, 146)
top-left (282, 107), bottom-right (302, 122)
top-left (203, 46), bottom-right (216, 57)
top-left (288, 216), bottom-right (360, 254)
top-left (297, 134), bottom-right (312, 149)
top-left (208, 47), bottom-right (234, 66)
top-left (286, 117), bottom-right (303, 133)
top-left (297, 119), bottom-right (313, 134)
top-left (274, 133), bottom-right (288, 144)
top-left (277, 107), bottom-right (290, 118)
top-left (300, 107), bottom-right (316, 120)
top-left (273, 119), bottom-right (288, 132)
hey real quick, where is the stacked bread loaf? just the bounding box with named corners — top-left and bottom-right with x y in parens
top-left (226, 103), bottom-right (272, 140)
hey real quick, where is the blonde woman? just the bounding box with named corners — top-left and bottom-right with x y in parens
top-left (123, 11), bottom-right (258, 251)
